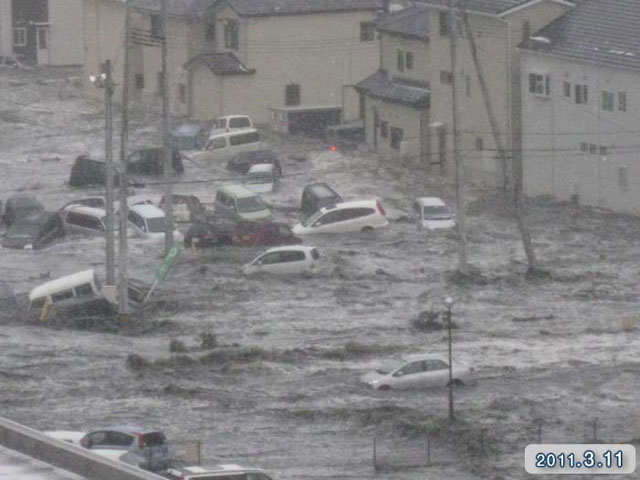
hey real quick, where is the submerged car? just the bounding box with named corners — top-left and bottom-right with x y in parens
top-left (243, 245), bottom-right (319, 275)
top-left (243, 163), bottom-right (278, 194)
top-left (2, 195), bottom-right (44, 227)
top-left (227, 149), bottom-right (282, 178)
top-left (209, 114), bottom-right (254, 137)
top-left (184, 217), bottom-right (237, 247)
top-left (292, 199), bottom-right (388, 235)
top-left (127, 204), bottom-right (182, 241)
top-left (1, 212), bottom-right (64, 249)
top-left (360, 355), bottom-right (474, 391)
top-left (412, 197), bottom-right (456, 230)
top-left (69, 155), bottom-right (119, 188)
top-left (171, 123), bottom-right (208, 151)
top-left (300, 183), bottom-right (342, 217)
top-left (126, 147), bottom-right (184, 175)
top-left (164, 464), bottom-right (273, 480)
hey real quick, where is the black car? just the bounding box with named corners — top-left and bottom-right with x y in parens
top-left (301, 183), bottom-right (342, 217)
top-left (1, 212), bottom-right (65, 249)
top-left (184, 217), bottom-right (237, 248)
top-left (2, 195), bottom-right (44, 227)
top-left (126, 148), bottom-right (184, 175)
top-left (226, 149), bottom-right (282, 178)
top-left (69, 155), bottom-right (120, 188)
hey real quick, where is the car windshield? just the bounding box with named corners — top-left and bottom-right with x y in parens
top-left (376, 359), bottom-right (406, 375)
top-left (237, 196), bottom-right (266, 213)
top-left (7, 224), bottom-right (39, 238)
top-left (422, 205), bottom-right (453, 219)
top-left (301, 209), bottom-right (324, 227)
top-left (145, 217), bottom-right (166, 233)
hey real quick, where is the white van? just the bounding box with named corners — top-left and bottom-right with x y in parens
top-left (28, 269), bottom-right (101, 310)
top-left (188, 129), bottom-right (262, 164)
top-left (214, 185), bottom-right (271, 222)
top-left (209, 115), bottom-right (254, 137)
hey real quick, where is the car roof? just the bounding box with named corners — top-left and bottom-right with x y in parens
top-left (247, 163), bottom-right (273, 174)
top-left (261, 245), bottom-right (316, 254)
top-left (416, 197), bottom-right (447, 207)
top-left (208, 127), bottom-right (257, 139)
top-left (14, 211), bottom-right (55, 224)
top-left (401, 353), bottom-right (449, 363)
top-left (29, 269), bottom-right (96, 301)
top-left (218, 184), bottom-right (261, 198)
top-left (217, 115), bottom-right (250, 121)
top-left (305, 183), bottom-right (339, 197)
top-left (173, 464), bottom-right (265, 475)
top-left (96, 425), bottom-right (161, 434)
top-left (63, 205), bottom-right (106, 217)
top-left (127, 194), bottom-right (159, 206)
top-left (318, 199), bottom-right (378, 213)
top-left (129, 204), bottom-right (165, 218)
top-left (172, 123), bottom-right (203, 136)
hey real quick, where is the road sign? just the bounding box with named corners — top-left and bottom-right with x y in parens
top-left (154, 244), bottom-right (183, 281)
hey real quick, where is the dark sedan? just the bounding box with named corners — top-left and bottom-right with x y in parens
top-left (2, 195), bottom-right (44, 227)
top-left (1, 212), bottom-right (65, 249)
top-left (226, 149), bottom-right (282, 178)
top-left (126, 148), bottom-right (184, 175)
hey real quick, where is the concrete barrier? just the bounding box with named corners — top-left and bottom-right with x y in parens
top-left (0, 417), bottom-right (165, 480)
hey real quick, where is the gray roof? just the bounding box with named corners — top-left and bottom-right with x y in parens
top-left (184, 53), bottom-right (256, 75)
top-left (356, 70), bottom-right (430, 107)
top-left (521, 0), bottom-right (640, 71)
top-left (376, 5), bottom-right (430, 40)
top-left (413, 0), bottom-right (567, 16)
top-left (132, 0), bottom-right (215, 17)
top-left (218, 0), bottom-right (383, 17)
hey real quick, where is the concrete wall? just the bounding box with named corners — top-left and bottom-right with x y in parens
top-left (49, 0), bottom-right (83, 65)
top-left (521, 51), bottom-right (640, 215)
top-left (0, 0), bottom-right (11, 55)
top-left (0, 416), bottom-right (164, 480)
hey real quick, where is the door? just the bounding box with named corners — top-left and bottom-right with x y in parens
top-left (392, 361), bottom-right (425, 389)
top-left (372, 107), bottom-right (379, 149)
top-left (36, 27), bottom-right (50, 65)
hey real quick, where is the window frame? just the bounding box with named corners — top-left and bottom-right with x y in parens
top-left (360, 22), bottom-right (375, 42)
top-left (601, 90), bottom-right (614, 112)
top-left (285, 84), bottom-right (300, 106)
top-left (529, 72), bottom-right (550, 96)
top-left (224, 19), bottom-right (239, 50)
top-left (618, 91), bottom-right (627, 112)
top-left (13, 28), bottom-right (26, 47)
top-left (397, 50), bottom-right (404, 72)
top-left (150, 14), bottom-right (164, 40)
top-left (405, 51), bottom-right (414, 70)
top-left (390, 127), bottom-right (403, 150)
top-left (575, 83), bottom-right (588, 104)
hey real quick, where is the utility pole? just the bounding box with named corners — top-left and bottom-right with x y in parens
top-left (161, 0), bottom-right (174, 254)
top-left (103, 60), bottom-right (116, 286)
top-left (449, 0), bottom-right (468, 274)
top-left (118, 0), bottom-right (132, 319)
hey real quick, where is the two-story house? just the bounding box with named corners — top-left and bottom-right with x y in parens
top-left (83, 0), bottom-right (212, 115)
top-left (184, 0), bottom-right (383, 130)
top-left (2, 0), bottom-right (83, 65)
top-left (520, 0), bottom-right (640, 215)
top-left (356, 0), bottom-right (573, 185)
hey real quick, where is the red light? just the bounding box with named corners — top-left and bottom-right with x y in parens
top-left (469, 366), bottom-right (475, 373)
top-left (376, 200), bottom-right (386, 216)
top-left (329, 145), bottom-right (337, 151)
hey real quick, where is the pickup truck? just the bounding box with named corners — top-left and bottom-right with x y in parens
top-left (184, 219), bottom-right (301, 248)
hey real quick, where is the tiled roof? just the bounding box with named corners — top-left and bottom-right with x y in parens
top-left (356, 70), bottom-right (430, 107)
top-left (132, 0), bottom-right (215, 17)
top-left (521, 0), bottom-right (640, 71)
top-left (219, 0), bottom-right (384, 17)
top-left (183, 53), bottom-right (256, 75)
top-left (376, 4), bottom-right (430, 40)
top-left (413, 0), bottom-right (572, 16)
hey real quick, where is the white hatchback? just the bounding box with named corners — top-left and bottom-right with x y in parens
top-left (360, 354), bottom-right (474, 391)
top-left (412, 197), bottom-right (456, 230)
top-left (127, 204), bottom-right (182, 242)
top-left (291, 199), bottom-right (388, 235)
top-left (243, 245), bottom-right (320, 275)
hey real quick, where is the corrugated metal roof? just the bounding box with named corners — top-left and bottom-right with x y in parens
top-left (219, 0), bottom-right (384, 17)
top-left (376, 4), bottom-right (430, 40)
top-left (356, 70), bottom-right (430, 107)
top-left (183, 53), bottom-right (255, 75)
top-left (521, 0), bottom-right (640, 71)
top-left (132, 0), bottom-right (215, 17)
top-left (412, 0), bottom-right (529, 15)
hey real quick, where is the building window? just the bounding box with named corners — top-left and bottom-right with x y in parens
top-left (205, 23), bottom-right (215, 42)
top-left (150, 14), bottom-right (164, 39)
top-left (224, 19), bottom-right (239, 49)
top-left (563, 81), bottom-right (571, 98)
top-left (157, 71), bottom-right (164, 96)
top-left (601, 91), bottom-right (614, 112)
top-left (465, 74), bottom-right (471, 97)
top-left (37, 28), bottom-right (47, 49)
top-left (135, 73), bottom-right (144, 90)
top-left (618, 91), bottom-right (627, 112)
top-left (359, 94), bottom-right (365, 119)
top-left (619, 166), bottom-right (628, 188)
top-left (580, 142), bottom-right (588, 152)
top-left (360, 22), bottom-right (375, 41)
top-left (390, 127), bottom-right (403, 150)
top-left (179, 83), bottom-right (186, 103)
top-left (475, 137), bottom-right (483, 151)
top-left (405, 52), bottom-right (414, 70)
top-left (13, 28), bottom-right (26, 47)
top-left (439, 11), bottom-right (451, 36)
top-left (380, 121), bottom-right (388, 138)
top-left (575, 84), bottom-right (588, 104)
top-left (285, 84), bottom-right (300, 106)
top-left (529, 72), bottom-right (550, 96)
top-left (599, 146), bottom-right (607, 156)
top-left (589, 143), bottom-right (597, 154)
top-left (397, 50), bottom-right (404, 72)
top-left (440, 70), bottom-right (452, 84)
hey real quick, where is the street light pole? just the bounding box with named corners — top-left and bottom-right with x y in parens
top-left (445, 296), bottom-right (454, 420)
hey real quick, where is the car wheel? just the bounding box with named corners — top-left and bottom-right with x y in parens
top-left (378, 385), bottom-right (391, 391)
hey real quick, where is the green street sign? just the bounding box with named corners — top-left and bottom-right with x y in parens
top-left (154, 244), bottom-right (183, 281)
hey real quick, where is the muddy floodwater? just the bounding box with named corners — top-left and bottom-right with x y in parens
top-left (1, 68), bottom-right (640, 479)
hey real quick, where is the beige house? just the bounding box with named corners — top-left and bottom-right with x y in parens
top-left (520, 0), bottom-right (640, 215)
top-left (83, 0), bottom-right (210, 115)
top-left (185, 0), bottom-right (383, 129)
top-left (356, 0), bottom-right (574, 185)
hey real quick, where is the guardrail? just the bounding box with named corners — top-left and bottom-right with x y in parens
top-left (0, 416), bottom-right (165, 480)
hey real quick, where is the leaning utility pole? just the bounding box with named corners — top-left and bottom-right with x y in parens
top-left (161, 0), bottom-right (174, 254)
top-left (118, 0), bottom-right (132, 319)
top-left (449, 0), bottom-right (468, 274)
top-left (461, 4), bottom-right (539, 273)
top-left (103, 59), bottom-right (116, 286)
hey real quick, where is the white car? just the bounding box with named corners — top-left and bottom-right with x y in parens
top-left (244, 163), bottom-right (277, 194)
top-left (291, 199), bottom-right (388, 235)
top-left (43, 431), bottom-right (140, 466)
top-left (127, 204), bottom-right (182, 242)
top-left (165, 464), bottom-right (273, 480)
top-left (208, 115), bottom-right (254, 137)
top-left (412, 197), bottom-right (456, 230)
top-left (243, 245), bottom-right (320, 275)
top-left (360, 354), bottom-right (474, 390)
